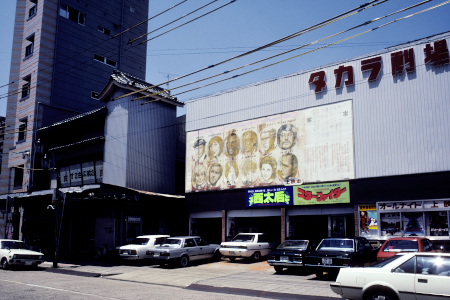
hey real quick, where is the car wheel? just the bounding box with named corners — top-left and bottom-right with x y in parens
top-left (315, 271), bottom-right (324, 278)
top-left (213, 250), bottom-right (222, 261)
top-left (251, 251), bottom-right (261, 261)
top-left (179, 255), bottom-right (189, 267)
top-left (1, 259), bottom-right (9, 270)
top-left (274, 266), bottom-right (284, 273)
top-left (365, 289), bottom-right (398, 300)
top-left (229, 257), bottom-right (236, 262)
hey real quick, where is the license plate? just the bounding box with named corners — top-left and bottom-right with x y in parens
top-left (280, 256), bottom-right (289, 261)
top-left (229, 251), bottom-right (235, 255)
top-left (123, 251), bottom-right (128, 255)
top-left (153, 253), bottom-right (160, 257)
top-left (322, 258), bottom-right (332, 265)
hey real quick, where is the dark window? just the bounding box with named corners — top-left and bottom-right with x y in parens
top-left (394, 256), bottom-right (416, 273)
top-left (13, 166), bottom-right (24, 189)
top-left (184, 239), bottom-right (195, 247)
top-left (194, 238), bottom-right (208, 246)
top-left (94, 54), bottom-right (117, 68)
top-left (60, 5), bottom-right (85, 25)
top-left (28, 5), bottom-right (37, 18)
top-left (18, 118), bottom-right (27, 142)
top-left (21, 75), bottom-right (31, 99)
top-left (25, 34), bottom-right (35, 58)
top-left (91, 91), bottom-right (99, 99)
top-left (98, 25), bottom-right (110, 35)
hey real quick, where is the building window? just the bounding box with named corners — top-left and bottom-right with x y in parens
top-left (91, 91), bottom-right (99, 99)
top-left (24, 34), bottom-right (35, 58)
top-left (93, 54), bottom-right (117, 68)
top-left (17, 118), bottom-right (27, 142)
top-left (98, 25), bottom-right (110, 35)
top-left (60, 5), bottom-right (85, 25)
top-left (28, 3), bottom-right (37, 19)
top-left (21, 75), bottom-right (31, 99)
top-left (13, 165), bottom-right (24, 189)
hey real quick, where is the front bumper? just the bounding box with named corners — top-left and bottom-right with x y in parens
top-left (10, 259), bottom-right (44, 266)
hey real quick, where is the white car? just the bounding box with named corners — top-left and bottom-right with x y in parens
top-left (0, 239), bottom-right (45, 269)
top-left (116, 235), bottom-right (169, 261)
top-left (147, 236), bottom-right (221, 267)
top-left (330, 252), bottom-right (450, 300)
top-left (219, 233), bottom-right (277, 261)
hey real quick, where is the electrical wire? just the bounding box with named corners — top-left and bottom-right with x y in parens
top-left (128, 0), bottom-right (221, 45)
top-left (114, 0), bottom-right (389, 101)
top-left (140, 0), bottom-right (450, 104)
top-left (135, 0), bottom-right (435, 103)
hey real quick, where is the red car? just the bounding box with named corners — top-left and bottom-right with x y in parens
top-left (377, 237), bottom-right (434, 260)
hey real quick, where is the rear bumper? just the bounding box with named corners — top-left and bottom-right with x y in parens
top-left (267, 260), bottom-right (303, 267)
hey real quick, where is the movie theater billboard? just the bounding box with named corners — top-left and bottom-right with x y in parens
top-left (186, 100), bottom-right (354, 193)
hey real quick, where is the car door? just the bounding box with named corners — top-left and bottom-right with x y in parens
top-left (183, 238), bottom-right (201, 261)
top-left (414, 255), bottom-right (450, 300)
top-left (194, 237), bottom-right (214, 259)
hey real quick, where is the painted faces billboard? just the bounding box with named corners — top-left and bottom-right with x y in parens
top-left (186, 100), bottom-right (354, 193)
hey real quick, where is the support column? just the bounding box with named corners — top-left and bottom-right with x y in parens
top-left (281, 207), bottom-right (286, 243)
top-left (221, 210), bottom-right (226, 243)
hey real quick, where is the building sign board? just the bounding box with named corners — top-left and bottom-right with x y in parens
top-left (309, 39), bottom-right (449, 93)
top-left (59, 161), bottom-right (103, 187)
top-left (247, 186), bottom-right (293, 207)
top-left (186, 101), bottom-right (354, 193)
top-left (293, 181), bottom-right (350, 205)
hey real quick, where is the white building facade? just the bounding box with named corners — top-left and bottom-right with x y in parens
top-left (184, 32), bottom-right (450, 247)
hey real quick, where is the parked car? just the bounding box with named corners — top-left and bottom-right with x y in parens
top-left (0, 239), bottom-right (45, 270)
top-left (267, 239), bottom-right (317, 272)
top-left (116, 235), bottom-right (170, 261)
top-left (146, 236), bottom-right (220, 267)
top-left (305, 237), bottom-right (378, 277)
top-left (377, 237), bottom-right (434, 260)
top-left (219, 233), bottom-right (278, 261)
top-left (330, 252), bottom-right (450, 300)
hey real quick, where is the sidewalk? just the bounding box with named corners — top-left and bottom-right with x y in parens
top-left (41, 259), bottom-right (340, 299)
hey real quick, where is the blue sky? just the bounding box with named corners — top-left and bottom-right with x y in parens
top-left (1, 0), bottom-right (450, 117)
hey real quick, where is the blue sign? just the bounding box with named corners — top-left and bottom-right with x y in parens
top-left (246, 186), bottom-right (293, 207)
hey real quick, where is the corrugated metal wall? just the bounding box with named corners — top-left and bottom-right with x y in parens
top-left (186, 32), bottom-right (450, 180)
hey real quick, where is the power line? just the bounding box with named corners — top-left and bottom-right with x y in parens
top-left (155, 0), bottom-right (450, 102)
top-left (136, 0), bottom-right (435, 103)
top-left (114, 0), bottom-right (390, 101)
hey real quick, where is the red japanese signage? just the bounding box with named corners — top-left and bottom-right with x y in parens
top-left (309, 39), bottom-right (449, 93)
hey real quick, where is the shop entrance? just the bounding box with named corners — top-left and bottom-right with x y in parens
top-left (289, 215), bottom-right (329, 240)
top-left (230, 217), bottom-right (280, 242)
top-left (190, 218), bottom-right (222, 244)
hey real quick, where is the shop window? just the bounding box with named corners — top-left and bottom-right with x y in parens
top-left (21, 75), bottom-right (31, 99)
top-left (24, 34), bottom-right (35, 58)
top-left (60, 5), bottom-right (85, 25)
top-left (17, 118), bottom-right (27, 142)
top-left (13, 165), bottom-right (24, 189)
top-left (428, 211), bottom-right (449, 236)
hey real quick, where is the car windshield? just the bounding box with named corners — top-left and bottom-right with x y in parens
top-left (129, 238), bottom-right (150, 245)
top-left (1, 241), bottom-right (28, 250)
top-left (232, 234), bottom-right (255, 242)
top-left (160, 239), bottom-right (182, 248)
top-left (317, 239), bottom-right (354, 251)
top-left (278, 240), bottom-right (308, 249)
top-left (383, 240), bottom-right (419, 252)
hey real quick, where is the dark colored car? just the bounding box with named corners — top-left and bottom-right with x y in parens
top-left (305, 237), bottom-right (378, 277)
top-left (267, 239), bottom-right (317, 272)
top-left (377, 237), bottom-right (434, 260)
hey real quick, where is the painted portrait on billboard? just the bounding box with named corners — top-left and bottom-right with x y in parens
top-left (185, 100), bottom-right (355, 193)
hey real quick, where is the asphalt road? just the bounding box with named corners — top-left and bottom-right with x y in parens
top-left (0, 259), bottom-right (340, 299)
